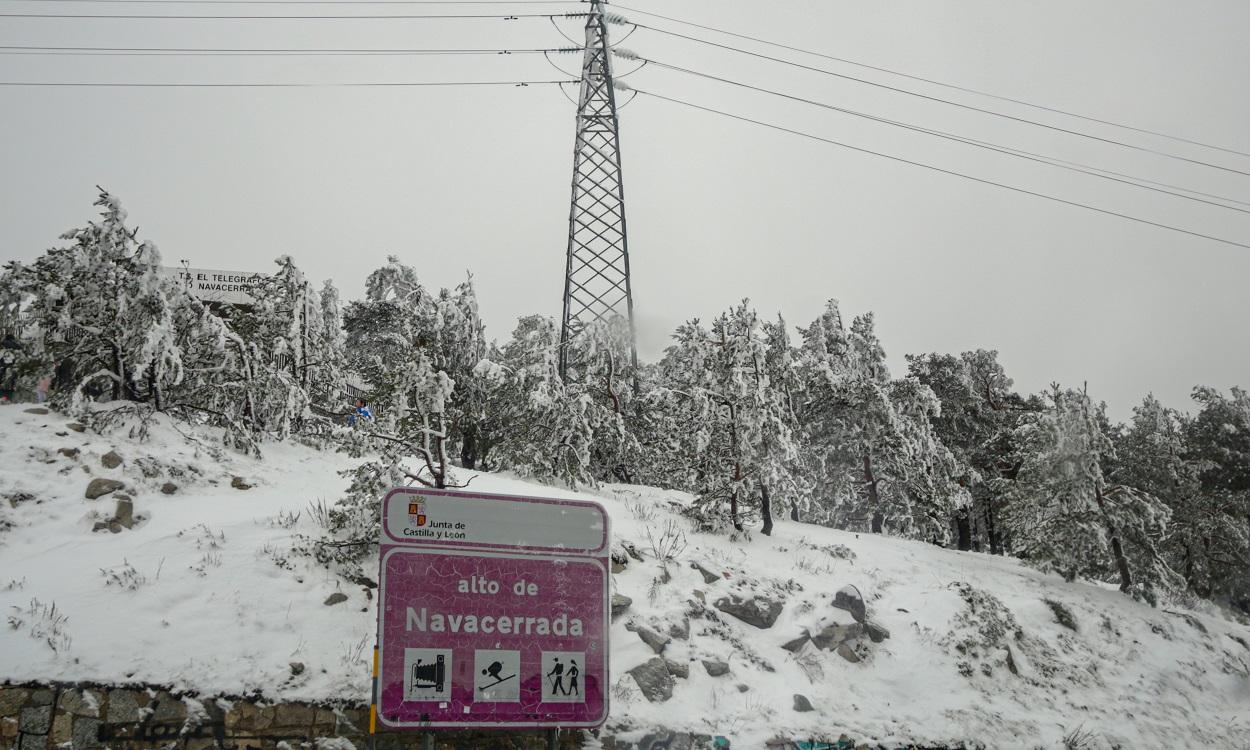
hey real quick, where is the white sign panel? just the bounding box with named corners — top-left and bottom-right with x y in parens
top-left (162, 267), bottom-right (264, 305)
top-left (381, 488), bottom-right (609, 554)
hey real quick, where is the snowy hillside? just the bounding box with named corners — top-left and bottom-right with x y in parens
top-left (1, 403), bottom-right (1248, 749)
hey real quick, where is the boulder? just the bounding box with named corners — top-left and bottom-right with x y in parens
top-left (290, 662), bottom-right (306, 676)
top-left (864, 620), bottom-right (890, 643)
top-left (781, 634), bottom-right (811, 653)
top-left (58, 448), bottom-right (80, 460)
top-left (691, 562), bottom-right (720, 584)
top-left (714, 595), bottom-right (784, 629)
top-left (23, 407), bottom-right (49, 415)
top-left (231, 476), bottom-right (252, 491)
top-left (628, 658), bottom-right (675, 703)
top-left (810, 622), bottom-right (863, 650)
top-left (161, 482), bottom-right (179, 495)
top-left (702, 660), bottom-right (730, 677)
top-left (114, 498), bottom-right (135, 529)
top-left (636, 732), bottom-right (699, 750)
top-left (668, 618), bottom-right (690, 640)
top-left (832, 584), bottom-right (867, 623)
top-left (664, 659), bottom-right (690, 679)
top-left (611, 593), bottom-right (632, 620)
top-left (101, 451), bottom-right (123, 469)
top-left (66, 422), bottom-right (87, 433)
top-left (836, 642), bottom-right (862, 664)
top-left (324, 593), bottom-right (348, 606)
top-left (85, 478), bottom-right (124, 500)
top-left (628, 623), bottom-right (671, 655)
top-left (793, 694), bottom-right (815, 712)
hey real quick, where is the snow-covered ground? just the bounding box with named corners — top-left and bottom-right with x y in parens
top-left (1, 403), bottom-right (1248, 749)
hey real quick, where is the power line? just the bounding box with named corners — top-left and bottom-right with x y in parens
top-left (0, 78), bottom-right (574, 86)
top-left (0, 0), bottom-right (577, 3)
top-left (0, 10), bottom-right (565, 18)
top-left (619, 20), bottom-right (1250, 178)
top-left (0, 44), bottom-right (572, 55)
top-left (628, 87), bottom-right (1250, 252)
top-left (631, 56), bottom-right (1250, 214)
top-left (611, 2), bottom-right (1250, 161)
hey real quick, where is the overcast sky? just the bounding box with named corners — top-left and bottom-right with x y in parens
top-left (2, 0), bottom-right (1247, 420)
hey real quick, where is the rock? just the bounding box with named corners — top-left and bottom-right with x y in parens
top-left (100, 451), bottom-right (123, 469)
top-left (611, 593), bottom-right (632, 620)
top-left (736, 683), bottom-right (749, 693)
top-left (66, 422), bottom-right (87, 433)
top-left (92, 521), bottom-right (110, 533)
top-left (324, 593), bottom-right (348, 606)
top-left (611, 560), bottom-right (627, 574)
top-left (793, 694), bottom-right (815, 712)
top-left (702, 660), bottom-right (730, 677)
top-left (108, 521), bottom-right (122, 534)
top-left (290, 662), bottom-right (306, 676)
top-left (691, 561), bottom-right (720, 584)
top-left (692, 590), bottom-right (705, 603)
top-left (57, 690), bottom-right (99, 718)
top-left (637, 732), bottom-right (697, 750)
top-left (664, 659), bottom-right (690, 679)
top-left (106, 691), bottom-right (140, 723)
top-left (864, 620), bottom-right (890, 643)
top-left (781, 634), bottom-right (811, 653)
top-left (810, 622), bottom-right (863, 650)
top-left (833, 584), bottom-right (867, 623)
top-left (231, 476), bottom-right (252, 491)
top-left (22, 407), bottom-right (49, 415)
top-left (114, 498), bottom-right (135, 529)
top-left (714, 595), bottom-right (784, 629)
top-left (19, 706), bottom-right (52, 735)
top-left (58, 447), bottom-right (80, 460)
top-left (668, 618), bottom-right (690, 640)
top-left (85, 478), bottom-right (124, 500)
top-left (71, 717), bottom-right (100, 749)
top-left (628, 658), bottom-right (675, 703)
top-left (1005, 642), bottom-right (1033, 678)
top-left (629, 623), bottom-right (671, 655)
top-left (160, 482), bottom-right (179, 495)
top-left (836, 642), bottom-right (862, 664)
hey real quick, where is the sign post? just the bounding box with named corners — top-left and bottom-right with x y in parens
top-left (375, 488), bottom-right (610, 733)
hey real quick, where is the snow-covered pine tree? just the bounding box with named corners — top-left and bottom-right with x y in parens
top-left (343, 255), bottom-right (433, 430)
top-left (479, 315), bottom-right (595, 487)
top-left (654, 302), bottom-right (797, 534)
top-left (566, 316), bottom-right (642, 483)
top-left (430, 275), bottom-right (488, 469)
top-left (305, 280), bottom-right (348, 411)
top-left (1005, 386), bottom-right (1172, 596)
top-left (795, 305), bottom-right (967, 541)
top-left (1180, 387), bottom-right (1250, 607)
top-left (226, 255), bottom-right (313, 439)
top-left (906, 350), bottom-right (1036, 552)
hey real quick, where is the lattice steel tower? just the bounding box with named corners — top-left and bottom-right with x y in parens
top-left (559, 0), bottom-right (637, 379)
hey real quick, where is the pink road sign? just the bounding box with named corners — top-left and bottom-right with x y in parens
top-left (376, 488), bottom-right (610, 729)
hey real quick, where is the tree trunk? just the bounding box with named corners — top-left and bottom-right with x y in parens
top-left (984, 497), bottom-right (1002, 555)
top-left (955, 509), bottom-right (972, 551)
top-left (1095, 484), bottom-right (1132, 592)
top-left (864, 453), bottom-right (882, 533)
top-left (727, 402), bottom-right (744, 532)
top-left (760, 484), bottom-right (773, 536)
top-left (461, 423), bottom-right (477, 470)
top-left (110, 342), bottom-right (124, 401)
top-left (433, 414), bottom-right (448, 489)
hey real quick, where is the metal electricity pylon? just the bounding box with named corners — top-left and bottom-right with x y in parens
top-left (558, 0), bottom-right (637, 380)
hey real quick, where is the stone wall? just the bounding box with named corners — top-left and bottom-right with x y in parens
top-left (0, 683), bottom-right (586, 750)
